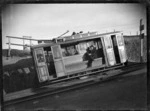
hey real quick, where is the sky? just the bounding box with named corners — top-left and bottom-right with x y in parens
top-left (2, 4), bottom-right (147, 49)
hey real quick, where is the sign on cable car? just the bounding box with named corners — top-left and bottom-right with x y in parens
top-left (103, 35), bottom-right (116, 66)
top-left (33, 48), bottom-right (49, 82)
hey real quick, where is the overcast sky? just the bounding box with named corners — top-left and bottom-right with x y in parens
top-left (2, 4), bottom-right (146, 49)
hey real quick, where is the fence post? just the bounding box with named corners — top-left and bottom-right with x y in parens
top-left (23, 36), bottom-right (32, 51)
top-left (23, 36), bottom-right (25, 50)
top-left (8, 37), bottom-right (11, 58)
top-left (139, 19), bottom-right (144, 63)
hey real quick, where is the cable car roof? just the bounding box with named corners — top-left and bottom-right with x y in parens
top-left (31, 31), bottom-right (122, 49)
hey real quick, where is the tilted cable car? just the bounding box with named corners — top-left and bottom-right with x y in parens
top-left (31, 31), bottom-right (128, 83)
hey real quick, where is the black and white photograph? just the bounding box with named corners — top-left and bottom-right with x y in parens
top-left (1, 3), bottom-right (148, 110)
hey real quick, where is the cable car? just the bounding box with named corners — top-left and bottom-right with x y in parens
top-left (31, 31), bottom-right (128, 83)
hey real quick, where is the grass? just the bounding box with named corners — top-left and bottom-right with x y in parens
top-left (2, 56), bottom-right (30, 66)
top-left (3, 56), bottom-right (33, 72)
top-left (2, 49), bottom-right (31, 57)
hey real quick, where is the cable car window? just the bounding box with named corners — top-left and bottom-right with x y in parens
top-left (62, 45), bottom-right (79, 57)
top-left (79, 42), bottom-right (88, 54)
top-left (117, 36), bottom-right (124, 46)
top-left (36, 49), bottom-right (45, 63)
top-left (79, 41), bottom-right (96, 54)
top-left (62, 48), bottom-right (67, 57)
top-left (44, 51), bottom-right (52, 64)
top-left (53, 46), bottom-right (61, 59)
top-left (44, 51), bottom-right (47, 55)
top-left (68, 46), bottom-right (78, 56)
top-left (80, 43), bottom-right (86, 51)
top-left (97, 40), bottom-right (102, 49)
top-left (43, 47), bottom-right (53, 63)
top-left (61, 39), bottom-right (100, 57)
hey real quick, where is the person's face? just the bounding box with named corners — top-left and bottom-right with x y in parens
top-left (90, 47), bottom-right (93, 50)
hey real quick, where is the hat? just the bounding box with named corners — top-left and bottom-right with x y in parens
top-left (90, 45), bottom-right (94, 47)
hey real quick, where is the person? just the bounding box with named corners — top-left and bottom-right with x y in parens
top-left (37, 54), bottom-right (44, 63)
top-left (83, 47), bottom-right (94, 68)
top-left (90, 45), bottom-right (97, 59)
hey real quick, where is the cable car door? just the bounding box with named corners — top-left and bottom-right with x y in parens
top-left (33, 48), bottom-right (49, 82)
top-left (103, 36), bottom-right (116, 66)
top-left (116, 34), bottom-right (127, 63)
top-left (51, 45), bottom-right (66, 77)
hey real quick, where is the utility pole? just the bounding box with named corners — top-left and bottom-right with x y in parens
top-left (139, 19), bottom-right (144, 62)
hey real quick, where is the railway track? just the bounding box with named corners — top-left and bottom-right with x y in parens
top-left (3, 62), bottom-right (146, 107)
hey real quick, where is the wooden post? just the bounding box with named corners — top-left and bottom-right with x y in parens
top-left (23, 36), bottom-right (25, 50)
top-left (140, 19), bottom-right (144, 63)
top-left (3, 89), bottom-right (6, 95)
top-left (29, 37), bottom-right (32, 50)
top-left (8, 37), bottom-right (11, 57)
top-left (23, 36), bottom-right (32, 50)
top-left (141, 38), bottom-right (143, 62)
top-left (140, 19), bottom-right (142, 62)
top-left (30, 37), bottom-right (31, 46)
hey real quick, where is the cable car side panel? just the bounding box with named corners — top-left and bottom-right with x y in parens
top-left (103, 36), bottom-right (116, 66)
top-left (116, 33), bottom-right (127, 63)
top-left (51, 45), bottom-right (66, 77)
top-left (33, 48), bottom-right (50, 82)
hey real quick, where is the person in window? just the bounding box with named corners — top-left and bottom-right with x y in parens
top-left (83, 47), bottom-right (93, 68)
top-left (74, 48), bottom-right (78, 55)
top-left (65, 49), bottom-right (70, 56)
top-left (72, 47), bottom-right (78, 55)
top-left (62, 49), bottom-right (67, 57)
top-left (37, 54), bottom-right (44, 63)
top-left (90, 45), bottom-right (97, 59)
